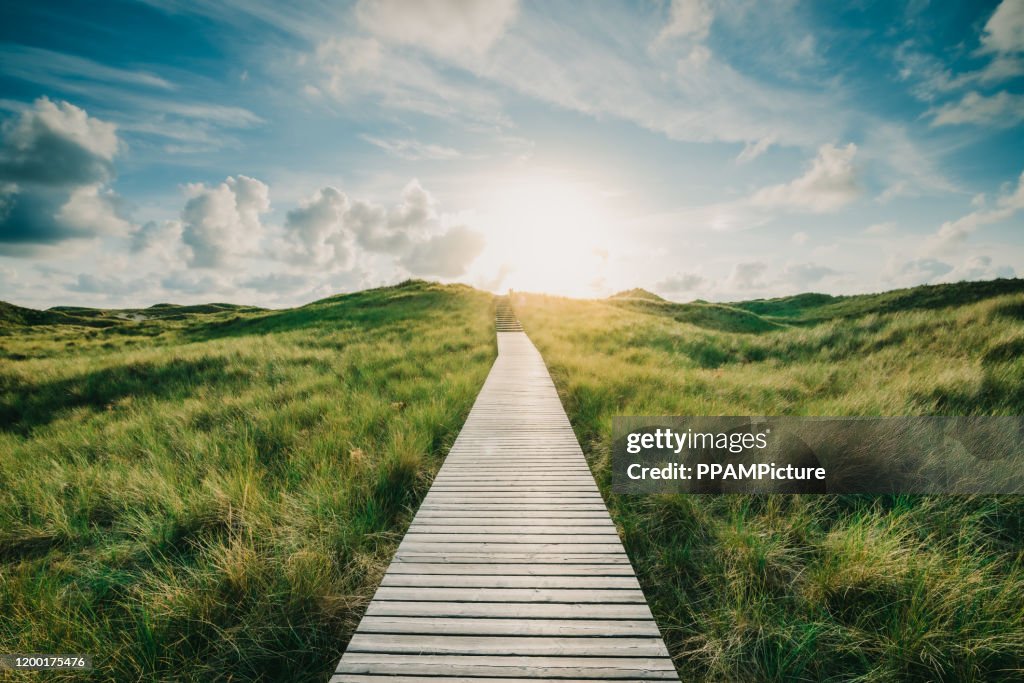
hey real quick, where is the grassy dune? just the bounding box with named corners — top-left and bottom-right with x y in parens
top-left (516, 280), bottom-right (1024, 682)
top-left (0, 281), bottom-right (496, 681)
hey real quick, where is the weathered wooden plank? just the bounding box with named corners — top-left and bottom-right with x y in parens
top-left (346, 634), bottom-right (671, 657)
top-left (380, 574), bottom-right (640, 589)
top-left (401, 533), bottom-right (621, 544)
top-left (335, 315), bottom-right (676, 681)
top-left (372, 587), bottom-right (646, 604)
top-left (411, 510), bottom-right (613, 520)
top-left (331, 677), bottom-right (662, 683)
top-left (396, 542), bottom-right (627, 554)
top-left (336, 654), bottom-right (678, 678)
top-left (393, 553), bottom-right (634, 564)
top-left (386, 563), bottom-right (637, 576)
top-left (353, 616), bottom-right (662, 637)
top-left (406, 528), bottom-right (619, 537)
top-left (364, 601), bottom-right (657, 619)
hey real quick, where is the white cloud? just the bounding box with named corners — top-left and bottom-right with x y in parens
top-left (861, 123), bottom-right (958, 197)
top-left (885, 253), bottom-right (1016, 288)
top-left (929, 90), bottom-right (1024, 127)
top-left (978, 0), bottom-right (1024, 55)
top-left (940, 255), bottom-right (1016, 282)
top-left (0, 44), bottom-right (174, 93)
top-left (181, 175), bottom-right (270, 267)
top-left (886, 257), bottom-right (954, 285)
top-left (58, 184), bottom-right (132, 235)
top-left (791, 231), bottom-right (809, 244)
top-left (131, 219), bottom-right (182, 254)
top-left (928, 171), bottom-right (1024, 251)
top-left (347, 179), bottom-right (436, 253)
top-left (400, 224), bottom-right (485, 277)
top-left (308, 2), bottom-right (840, 150)
top-left (658, 0), bottom-right (714, 43)
top-left (276, 179), bottom-right (486, 278)
top-left (0, 98), bottom-right (129, 253)
top-left (280, 186), bottom-right (352, 267)
top-left (750, 143), bottom-right (860, 213)
top-left (897, 1), bottom-right (1024, 104)
top-left (361, 135), bottom-right (461, 161)
top-left (736, 135), bottom-right (775, 163)
top-left (356, 0), bottom-right (519, 61)
top-left (0, 97), bottom-right (118, 186)
top-left (312, 35), bottom-right (508, 128)
top-left (929, 172), bottom-right (1024, 252)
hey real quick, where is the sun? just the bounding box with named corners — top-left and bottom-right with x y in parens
top-left (470, 171), bottom-right (617, 296)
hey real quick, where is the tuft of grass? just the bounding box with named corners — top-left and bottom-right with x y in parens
top-left (0, 280), bottom-right (496, 681)
top-left (516, 281), bottom-right (1024, 682)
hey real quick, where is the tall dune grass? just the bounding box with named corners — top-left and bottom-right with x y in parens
top-left (0, 281), bottom-right (496, 681)
top-left (516, 281), bottom-right (1024, 682)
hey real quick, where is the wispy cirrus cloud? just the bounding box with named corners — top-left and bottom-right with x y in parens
top-left (361, 135), bottom-right (461, 161)
top-left (927, 170), bottom-right (1024, 252)
top-left (929, 91), bottom-right (1024, 128)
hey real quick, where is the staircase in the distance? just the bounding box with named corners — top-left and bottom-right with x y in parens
top-left (495, 295), bottom-right (523, 331)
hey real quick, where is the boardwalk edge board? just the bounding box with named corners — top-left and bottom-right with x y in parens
top-left (334, 297), bottom-right (678, 681)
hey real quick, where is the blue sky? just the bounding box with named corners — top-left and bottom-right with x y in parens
top-left (0, 0), bottom-right (1022, 308)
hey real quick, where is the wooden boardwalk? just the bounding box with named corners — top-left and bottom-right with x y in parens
top-left (333, 298), bottom-right (677, 681)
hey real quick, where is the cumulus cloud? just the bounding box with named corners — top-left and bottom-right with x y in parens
top-left (181, 175), bottom-right (270, 267)
top-left (400, 224), bottom-right (485, 277)
top-left (280, 186), bottom-right (352, 267)
top-left (750, 143), bottom-right (860, 212)
top-left (0, 98), bottom-right (117, 185)
top-left (276, 179), bottom-right (485, 278)
top-left (930, 91), bottom-right (1024, 128)
top-left (349, 179), bottom-right (436, 253)
top-left (131, 219), bottom-right (182, 255)
top-left (928, 170), bottom-right (1024, 251)
top-left (355, 0), bottom-right (519, 60)
top-left (0, 98), bottom-right (129, 253)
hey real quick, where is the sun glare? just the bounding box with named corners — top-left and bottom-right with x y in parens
top-left (473, 172), bottom-right (617, 297)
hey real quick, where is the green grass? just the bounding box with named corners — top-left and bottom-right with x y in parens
top-left (5, 277), bottom-right (1024, 681)
top-left (516, 279), bottom-right (1024, 682)
top-left (0, 280), bottom-right (497, 681)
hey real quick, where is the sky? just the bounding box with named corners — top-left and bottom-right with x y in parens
top-left (0, 0), bottom-right (1022, 309)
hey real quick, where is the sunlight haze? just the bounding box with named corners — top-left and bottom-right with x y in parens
top-left (1, 0), bottom-right (1022, 307)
